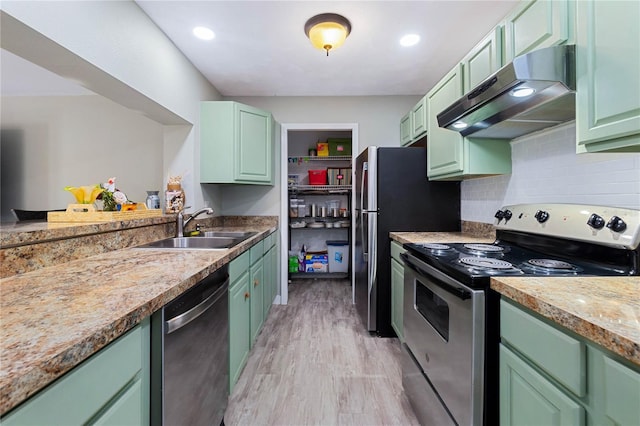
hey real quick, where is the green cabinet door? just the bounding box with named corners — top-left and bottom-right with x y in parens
top-left (200, 101), bottom-right (274, 185)
top-left (463, 26), bottom-right (503, 92)
top-left (250, 256), bottom-right (264, 345)
top-left (2, 320), bottom-right (149, 426)
top-left (427, 63), bottom-right (465, 178)
top-left (229, 268), bottom-right (251, 392)
top-left (411, 95), bottom-right (428, 141)
top-left (390, 257), bottom-right (404, 342)
top-left (575, 0), bottom-right (640, 153)
top-left (504, 0), bottom-right (573, 61)
top-left (500, 344), bottom-right (585, 426)
top-left (400, 113), bottom-right (412, 146)
top-left (263, 245), bottom-right (274, 318)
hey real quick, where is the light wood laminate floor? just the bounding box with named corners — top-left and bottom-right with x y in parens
top-left (225, 279), bottom-right (419, 425)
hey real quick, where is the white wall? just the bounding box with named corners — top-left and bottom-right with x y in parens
top-left (219, 95), bottom-right (419, 215)
top-left (1, 95), bottom-right (164, 218)
top-left (1, 1), bottom-right (223, 213)
top-left (461, 123), bottom-right (640, 223)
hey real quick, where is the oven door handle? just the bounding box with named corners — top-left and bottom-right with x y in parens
top-left (401, 253), bottom-right (472, 301)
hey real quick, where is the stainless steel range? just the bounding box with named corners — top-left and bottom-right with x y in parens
top-left (401, 203), bottom-right (640, 426)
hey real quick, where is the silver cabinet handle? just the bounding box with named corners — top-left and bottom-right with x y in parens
top-left (165, 277), bottom-right (229, 334)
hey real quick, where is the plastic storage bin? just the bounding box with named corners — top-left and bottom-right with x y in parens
top-left (327, 240), bottom-right (349, 273)
top-left (308, 170), bottom-right (327, 185)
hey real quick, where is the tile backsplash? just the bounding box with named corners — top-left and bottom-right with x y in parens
top-left (461, 123), bottom-right (640, 223)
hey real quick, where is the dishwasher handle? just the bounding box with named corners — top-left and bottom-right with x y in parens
top-left (165, 277), bottom-right (229, 334)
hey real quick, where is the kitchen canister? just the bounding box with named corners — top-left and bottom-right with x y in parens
top-left (165, 176), bottom-right (185, 213)
top-left (145, 191), bottom-right (160, 209)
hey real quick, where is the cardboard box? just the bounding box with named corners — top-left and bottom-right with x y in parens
top-left (317, 142), bottom-right (329, 157)
top-left (305, 253), bottom-right (328, 273)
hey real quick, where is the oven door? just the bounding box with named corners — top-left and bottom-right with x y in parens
top-left (402, 252), bottom-right (485, 426)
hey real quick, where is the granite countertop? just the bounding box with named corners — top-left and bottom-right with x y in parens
top-left (389, 231), bottom-right (495, 245)
top-left (492, 277), bottom-right (640, 366)
top-left (0, 224), bottom-right (276, 416)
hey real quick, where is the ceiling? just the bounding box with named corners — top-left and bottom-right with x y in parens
top-left (1, 1), bottom-right (518, 98)
top-left (135, 0), bottom-right (518, 97)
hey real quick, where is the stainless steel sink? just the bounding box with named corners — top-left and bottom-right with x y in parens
top-left (137, 232), bottom-right (257, 250)
top-left (201, 231), bottom-right (257, 239)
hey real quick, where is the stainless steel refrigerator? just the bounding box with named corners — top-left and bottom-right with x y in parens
top-left (354, 146), bottom-right (460, 336)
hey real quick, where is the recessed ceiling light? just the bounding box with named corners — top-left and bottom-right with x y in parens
top-left (400, 34), bottom-right (420, 47)
top-left (193, 26), bottom-right (215, 41)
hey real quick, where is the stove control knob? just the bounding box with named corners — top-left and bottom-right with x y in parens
top-left (606, 216), bottom-right (627, 233)
top-left (534, 210), bottom-right (549, 223)
top-left (587, 213), bottom-right (605, 230)
top-left (494, 210), bottom-right (505, 220)
top-left (503, 209), bottom-right (513, 220)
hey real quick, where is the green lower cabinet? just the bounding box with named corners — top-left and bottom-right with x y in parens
top-left (250, 256), bottom-right (264, 345)
top-left (390, 257), bottom-right (404, 342)
top-left (229, 264), bottom-right (251, 393)
top-left (500, 299), bottom-right (640, 426)
top-left (262, 243), bottom-right (278, 316)
top-left (500, 344), bottom-right (585, 426)
top-left (2, 320), bottom-right (150, 426)
top-left (575, 0), bottom-right (640, 153)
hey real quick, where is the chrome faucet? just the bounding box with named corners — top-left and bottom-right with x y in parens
top-left (177, 207), bottom-right (214, 237)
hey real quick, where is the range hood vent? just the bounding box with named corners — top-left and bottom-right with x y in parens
top-left (438, 45), bottom-right (576, 139)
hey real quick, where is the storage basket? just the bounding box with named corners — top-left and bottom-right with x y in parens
top-left (328, 138), bottom-right (352, 156)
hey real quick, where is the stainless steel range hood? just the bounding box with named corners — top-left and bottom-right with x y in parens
top-left (438, 45), bottom-right (575, 139)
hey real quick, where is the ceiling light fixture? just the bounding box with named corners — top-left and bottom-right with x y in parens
top-left (193, 26), bottom-right (215, 41)
top-left (304, 13), bottom-right (351, 56)
top-left (400, 34), bottom-right (420, 47)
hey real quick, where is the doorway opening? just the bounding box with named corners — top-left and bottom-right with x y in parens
top-left (279, 123), bottom-right (359, 305)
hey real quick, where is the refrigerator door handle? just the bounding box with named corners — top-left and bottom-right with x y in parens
top-left (359, 161), bottom-right (368, 212)
top-left (368, 212), bottom-right (377, 294)
top-left (361, 210), bottom-right (369, 261)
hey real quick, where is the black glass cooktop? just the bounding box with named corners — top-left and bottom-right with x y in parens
top-left (403, 241), bottom-right (630, 288)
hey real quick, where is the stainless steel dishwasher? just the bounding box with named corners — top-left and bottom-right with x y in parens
top-left (161, 265), bottom-right (229, 426)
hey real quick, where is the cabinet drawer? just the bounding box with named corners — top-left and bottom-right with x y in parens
top-left (229, 251), bottom-right (250, 283)
top-left (390, 241), bottom-right (406, 263)
top-left (250, 240), bottom-right (265, 264)
top-left (500, 300), bottom-right (585, 396)
top-left (3, 324), bottom-right (144, 425)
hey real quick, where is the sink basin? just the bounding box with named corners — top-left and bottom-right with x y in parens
top-left (137, 231), bottom-right (257, 250)
top-left (202, 231), bottom-right (257, 239)
top-left (138, 236), bottom-right (242, 250)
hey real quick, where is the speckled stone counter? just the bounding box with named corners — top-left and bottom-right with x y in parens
top-left (0, 221), bottom-right (277, 415)
top-left (491, 277), bottom-right (640, 366)
top-left (389, 231), bottom-right (495, 245)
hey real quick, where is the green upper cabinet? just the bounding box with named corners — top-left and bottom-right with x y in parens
top-left (462, 26), bottom-right (504, 92)
top-left (426, 64), bottom-right (511, 180)
top-left (427, 64), bottom-right (465, 178)
top-left (411, 95), bottom-right (428, 141)
top-left (575, 0), bottom-right (640, 153)
top-left (200, 101), bottom-right (274, 185)
top-left (400, 112), bottom-right (412, 146)
top-left (504, 0), bottom-right (573, 62)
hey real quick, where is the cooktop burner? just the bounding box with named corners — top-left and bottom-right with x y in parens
top-left (422, 243), bottom-right (451, 250)
top-left (460, 257), bottom-right (514, 270)
top-left (527, 259), bottom-right (575, 270)
top-left (463, 244), bottom-right (504, 253)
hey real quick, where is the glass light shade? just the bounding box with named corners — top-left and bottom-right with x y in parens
top-left (308, 22), bottom-right (348, 52)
